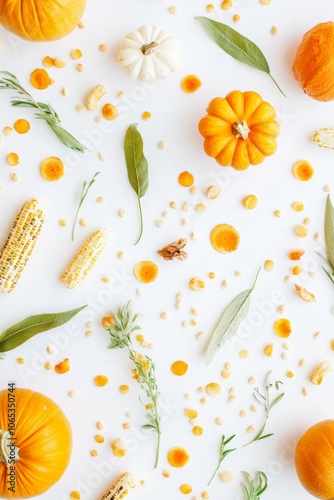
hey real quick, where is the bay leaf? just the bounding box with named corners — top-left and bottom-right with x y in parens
top-left (196, 16), bottom-right (285, 96)
top-left (124, 123), bottom-right (149, 245)
top-left (205, 268), bottom-right (260, 365)
top-left (325, 194), bottom-right (334, 270)
top-left (0, 305), bottom-right (86, 355)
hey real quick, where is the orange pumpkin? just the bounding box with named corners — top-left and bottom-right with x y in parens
top-left (292, 22), bottom-right (334, 102)
top-left (0, 387), bottom-right (72, 498)
top-left (198, 90), bottom-right (280, 170)
top-left (0, 0), bottom-right (86, 41)
top-left (295, 419), bottom-right (334, 499)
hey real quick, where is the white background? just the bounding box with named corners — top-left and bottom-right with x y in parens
top-left (1, 1), bottom-right (334, 499)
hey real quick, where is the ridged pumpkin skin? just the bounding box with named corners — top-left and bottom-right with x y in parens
top-left (292, 22), bottom-right (334, 102)
top-left (295, 419), bottom-right (334, 499)
top-left (0, 388), bottom-right (72, 498)
top-left (198, 90), bottom-right (280, 170)
top-left (0, 0), bottom-right (86, 41)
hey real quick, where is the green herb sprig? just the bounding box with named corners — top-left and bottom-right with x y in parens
top-left (244, 371), bottom-right (284, 446)
top-left (205, 267), bottom-right (261, 365)
top-left (72, 171), bottom-right (100, 241)
top-left (0, 71), bottom-right (85, 152)
top-left (105, 302), bottom-right (161, 468)
top-left (241, 471), bottom-right (268, 500)
top-left (0, 305), bottom-right (86, 358)
top-left (124, 124), bottom-right (149, 245)
top-left (318, 194), bottom-right (334, 287)
top-left (196, 17), bottom-right (285, 96)
top-left (207, 434), bottom-right (236, 485)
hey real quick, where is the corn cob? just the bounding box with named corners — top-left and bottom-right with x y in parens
top-left (312, 128), bottom-right (334, 149)
top-left (0, 198), bottom-right (45, 294)
top-left (101, 472), bottom-right (136, 500)
top-left (61, 228), bottom-right (109, 288)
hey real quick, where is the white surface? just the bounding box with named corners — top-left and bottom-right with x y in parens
top-left (1, 1), bottom-right (334, 499)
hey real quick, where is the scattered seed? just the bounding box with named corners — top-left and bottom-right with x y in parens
top-left (53, 57), bottom-right (66, 68)
top-left (219, 471), bottom-right (234, 483)
top-left (221, 0), bottom-right (233, 9)
top-left (239, 349), bottom-right (250, 359)
top-left (273, 209), bottom-right (281, 217)
top-left (7, 152), bottom-right (19, 166)
top-left (99, 44), bottom-right (107, 52)
top-left (295, 224), bottom-right (308, 237)
top-left (195, 203), bottom-right (206, 214)
top-left (206, 185), bottom-right (221, 199)
top-left (180, 484), bottom-right (193, 494)
top-left (189, 277), bottom-right (206, 291)
top-left (215, 416), bottom-right (224, 425)
top-left (292, 201), bottom-right (304, 212)
top-left (119, 385), bottom-right (129, 394)
top-left (158, 140), bottom-right (166, 150)
top-left (221, 370), bottom-right (231, 379)
top-left (90, 449), bottom-right (98, 457)
top-left (233, 14), bottom-right (241, 22)
top-left (271, 26), bottom-right (279, 35)
top-left (111, 437), bottom-right (127, 457)
top-left (192, 426), bottom-right (203, 436)
top-left (142, 111), bottom-right (152, 120)
top-left (264, 260), bottom-right (274, 271)
top-left (205, 382), bottom-right (221, 397)
top-left (70, 49), bottom-right (82, 60)
top-left (10, 173), bottom-right (19, 182)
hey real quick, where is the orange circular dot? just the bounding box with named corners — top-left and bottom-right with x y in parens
top-left (171, 360), bottom-right (188, 376)
top-left (178, 171), bottom-right (194, 187)
top-left (14, 119), bottom-right (30, 134)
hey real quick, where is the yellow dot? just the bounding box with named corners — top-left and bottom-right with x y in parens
top-left (192, 425), bottom-right (203, 436)
top-left (142, 111), bottom-right (152, 120)
top-left (7, 152), bottom-right (19, 166)
top-left (264, 260), bottom-right (274, 271)
top-left (180, 484), bottom-right (193, 494)
top-left (242, 194), bottom-right (258, 209)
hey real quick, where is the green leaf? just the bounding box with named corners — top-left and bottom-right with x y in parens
top-left (0, 305), bottom-right (87, 355)
top-left (196, 17), bottom-right (285, 96)
top-left (124, 123), bottom-right (149, 245)
top-left (325, 194), bottom-right (334, 270)
top-left (205, 268), bottom-right (261, 365)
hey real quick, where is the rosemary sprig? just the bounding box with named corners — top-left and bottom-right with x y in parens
top-left (105, 302), bottom-right (162, 468)
top-left (207, 434), bottom-right (236, 485)
top-left (244, 371), bottom-right (284, 446)
top-left (241, 471), bottom-right (268, 499)
top-left (72, 171), bottom-right (100, 241)
top-left (0, 71), bottom-right (85, 153)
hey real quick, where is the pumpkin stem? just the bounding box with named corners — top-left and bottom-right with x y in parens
top-left (141, 41), bottom-right (159, 55)
top-left (0, 430), bottom-right (20, 467)
top-left (232, 120), bottom-right (250, 140)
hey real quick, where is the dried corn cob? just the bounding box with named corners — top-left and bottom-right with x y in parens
top-left (61, 228), bottom-right (109, 288)
top-left (0, 198), bottom-right (45, 294)
top-left (312, 128), bottom-right (334, 149)
top-left (101, 472), bottom-right (136, 500)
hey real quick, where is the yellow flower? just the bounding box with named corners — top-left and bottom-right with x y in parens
top-left (132, 368), bottom-right (140, 381)
top-left (146, 403), bottom-right (153, 410)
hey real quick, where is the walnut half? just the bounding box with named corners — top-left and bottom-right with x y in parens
top-left (157, 238), bottom-right (188, 261)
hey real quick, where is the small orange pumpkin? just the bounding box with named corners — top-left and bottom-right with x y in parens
top-left (292, 22), bottom-right (334, 102)
top-left (0, 387), bottom-right (72, 498)
top-left (0, 0), bottom-right (86, 41)
top-left (295, 419), bottom-right (334, 499)
top-left (198, 90), bottom-right (280, 170)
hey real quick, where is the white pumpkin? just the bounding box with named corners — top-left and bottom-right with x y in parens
top-left (118, 24), bottom-right (181, 82)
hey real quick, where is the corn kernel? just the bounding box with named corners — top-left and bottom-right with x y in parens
top-left (119, 384), bottom-right (129, 394)
top-left (180, 484), bottom-right (193, 494)
top-left (70, 491), bottom-right (81, 499)
top-left (70, 49), bottom-right (82, 60)
top-left (94, 434), bottom-right (104, 443)
top-left (192, 425), bottom-right (203, 436)
top-left (205, 382), bottom-right (221, 397)
top-left (221, 0), bottom-right (233, 9)
top-left (7, 152), bottom-right (19, 166)
top-left (264, 260), bottom-right (274, 271)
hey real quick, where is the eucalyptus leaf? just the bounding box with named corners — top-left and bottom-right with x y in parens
top-left (196, 17), bottom-right (285, 96)
top-left (325, 194), bottom-right (334, 270)
top-left (205, 268), bottom-right (261, 365)
top-left (124, 123), bottom-right (149, 245)
top-left (0, 305), bottom-right (86, 355)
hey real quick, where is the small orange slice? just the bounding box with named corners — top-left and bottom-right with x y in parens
top-left (210, 224), bottom-right (240, 253)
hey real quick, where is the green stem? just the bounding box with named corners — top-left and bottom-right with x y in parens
top-left (269, 73), bottom-right (286, 97)
top-left (207, 462), bottom-right (221, 486)
top-left (134, 195), bottom-right (144, 245)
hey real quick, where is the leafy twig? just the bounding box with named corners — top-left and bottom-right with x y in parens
top-left (207, 434), bottom-right (236, 485)
top-left (241, 471), bottom-right (268, 499)
top-left (124, 124), bottom-right (149, 245)
top-left (319, 194), bottom-right (334, 288)
top-left (205, 266), bottom-right (261, 365)
top-left (244, 371), bottom-right (284, 446)
top-left (105, 302), bottom-right (161, 468)
top-left (72, 172), bottom-right (100, 241)
top-left (0, 71), bottom-right (85, 152)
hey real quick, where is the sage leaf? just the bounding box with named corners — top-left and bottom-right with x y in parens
top-left (124, 123), bottom-right (149, 245)
top-left (0, 305), bottom-right (87, 355)
top-left (325, 194), bottom-right (334, 270)
top-left (196, 17), bottom-right (285, 97)
top-left (205, 268), bottom-right (260, 365)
